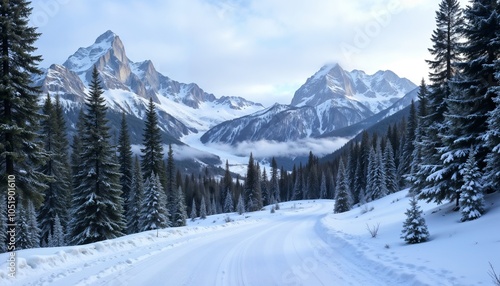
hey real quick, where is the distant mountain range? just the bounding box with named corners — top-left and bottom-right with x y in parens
top-left (34, 30), bottom-right (418, 170)
top-left (201, 64), bottom-right (416, 145)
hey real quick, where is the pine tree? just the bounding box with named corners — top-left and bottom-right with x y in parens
top-left (384, 141), bottom-right (398, 194)
top-left (236, 194), bottom-right (245, 215)
top-left (38, 95), bottom-right (71, 246)
top-left (401, 100), bottom-right (418, 182)
top-left (485, 77), bottom-right (500, 191)
top-left (244, 153), bottom-right (262, 211)
top-left (48, 215), bottom-right (65, 247)
top-left (408, 80), bottom-right (429, 195)
top-left (459, 149), bottom-right (485, 221)
top-left (165, 144), bottom-right (176, 215)
top-left (172, 186), bottom-right (187, 227)
top-left (0, 0), bottom-right (49, 209)
top-left (270, 157), bottom-right (280, 203)
top-left (417, 0), bottom-right (464, 205)
top-left (69, 67), bottom-right (125, 245)
top-left (71, 109), bottom-right (85, 180)
top-left (261, 168), bottom-right (270, 206)
top-left (437, 0), bottom-right (499, 206)
top-left (319, 172), bottom-right (327, 199)
top-left (366, 143), bottom-right (387, 201)
top-left (222, 160), bottom-right (233, 207)
top-left (16, 202), bottom-right (30, 250)
top-left (401, 196), bottom-right (430, 244)
top-left (141, 97), bottom-right (164, 180)
top-left (199, 196), bottom-right (207, 219)
top-left (190, 198), bottom-right (197, 221)
top-left (334, 160), bottom-right (352, 213)
top-left (118, 112), bottom-right (133, 218)
top-left (223, 189), bottom-right (234, 213)
top-left (139, 172), bottom-right (170, 231)
top-left (127, 156), bottom-right (144, 234)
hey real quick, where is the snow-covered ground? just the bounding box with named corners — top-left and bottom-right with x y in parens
top-left (1, 190), bottom-right (499, 285)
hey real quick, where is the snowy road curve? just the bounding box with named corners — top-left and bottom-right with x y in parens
top-left (11, 201), bottom-right (400, 286)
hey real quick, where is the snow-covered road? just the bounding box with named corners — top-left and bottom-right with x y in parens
top-left (7, 201), bottom-right (400, 286)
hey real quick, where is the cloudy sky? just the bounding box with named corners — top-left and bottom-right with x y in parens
top-left (30, 0), bottom-right (468, 107)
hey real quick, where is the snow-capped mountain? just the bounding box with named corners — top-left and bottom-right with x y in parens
top-left (35, 30), bottom-right (264, 140)
top-left (201, 64), bottom-right (416, 145)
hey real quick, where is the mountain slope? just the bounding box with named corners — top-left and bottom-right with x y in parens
top-left (36, 30), bottom-right (264, 141)
top-left (201, 64), bottom-right (416, 145)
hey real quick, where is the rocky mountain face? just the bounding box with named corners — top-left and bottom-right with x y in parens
top-left (201, 64), bottom-right (416, 145)
top-left (35, 30), bottom-right (264, 142)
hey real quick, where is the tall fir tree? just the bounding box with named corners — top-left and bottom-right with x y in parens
top-left (485, 69), bottom-right (500, 191)
top-left (319, 172), bottom-right (327, 199)
top-left (139, 172), bottom-right (170, 231)
top-left (418, 0), bottom-right (464, 205)
top-left (199, 196), bottom-right (207, 219)
top-left (366, 143), bottom-right (387, 201)
top-left (438, 0), bottom-right (499, 206)
top-left (69, 67), bottom-right (125, 245)
top-left (190, 198), bottom-right (197, 221)
top-left (270, 157), bottom-right (280, 203)
top-left (141, 97), bottom-right (164, 181)
top-left (334, 160), bottom-right (352, 213)
top-left (38, 95), bottom-right (71, 246)
top-left (127, 156), bottom-right (144, 234)
top-left (48, 214), bottom-right (65, 247)
top-left (0, 0), bottom-right (49, 209)
top-left (459, 149), bottom-right (485, 221)
top-left (236, 194), bottom-right (245, 215)
top-left (165, 144), bottom-right (176, 215)
top-left (244, 153), bottom-right (262, 211)
top-left (223, 189), bottom-right (234, 213)
top-left (384, 141), bottom-right (398, 194)
top-left (118, 112), bottom-right (133, 218)
top-left (401, 196), bottom-right (430, 244)
top-left (172, 186), bottom-right (187, 227)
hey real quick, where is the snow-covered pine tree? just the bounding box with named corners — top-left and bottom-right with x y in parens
top-left (261, 168), bottom-right (270, 206)
top-left (244, 153), bottom-right (262, 211)
top-left (417, 0), bottom-right (463, 205)
top-left (334, 160), bottom-right (352, 213)
top-left (69, 66), bottom-right (125, 245)
top-left (127, 156), bottom-right (144, 234)
top-left (70, 109), bottom-right (85, 180)
top-left (459, 149), bottom-right (485, 221)
top-left (437, 0), bottom-right (499, 206)
top-left (485, 78), bottom-right (500, 191)
top-left (401, 100), bottom-right (417, 186)
top-left (165, 144), bottom-right (176, 216)
top-left (320, 172), bottom-right (327, 199)
top-left (236, 194), bottom-right (245, 215)
top-left (366, 143), bottom-right (387, 201)
top-left (401, 196), bottom-right (430, 244)
top-left (141, 97), bottom-right (164, 181)
top-left (172, 186), bottom-right (187, 227)
top-left (48, 215), bottom-right (65, 247)
top-left (199, 196), bottom-right (207, 219)
top-left (27, 201), bottom-right (40, 248)
top-left (38, 94), bottom-right (71, 246)
top-left (384, 141), bottom-right (398, 194)
top-left (139, 172), bottom-right (170, 231)
top-left (408, 80), bottom-right (429, 196)
top-left (270, 157), bottom-right (280, 202)
top-left (118, 112), bottom-right (133, 219)
top-left (211, 198), bottom-right (217, 215)
top-left (0, 0), bottom-right (49, 209)
top-left (190, 198), bottom-right (197, 221)
top-left (16, 202), bottom-right (30, 250)
top-left (223, 189), bottom-right (234, 213)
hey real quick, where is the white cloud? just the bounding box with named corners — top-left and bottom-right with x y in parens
top-left (208, 137), bottom-right (351, 159)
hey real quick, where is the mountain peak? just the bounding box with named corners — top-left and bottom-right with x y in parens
top-left (94, 30), bottom-right (117, 44)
